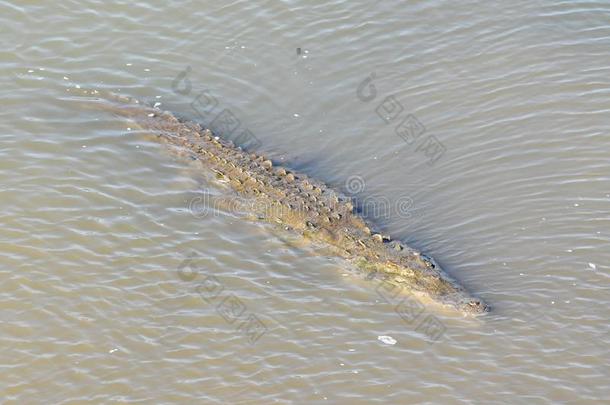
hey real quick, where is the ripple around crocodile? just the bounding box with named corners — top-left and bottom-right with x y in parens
top-left (89, 92), bottom-right (489, 315)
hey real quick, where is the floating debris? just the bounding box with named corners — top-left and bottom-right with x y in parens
top-left (377, 335), bottom-right (397, 345)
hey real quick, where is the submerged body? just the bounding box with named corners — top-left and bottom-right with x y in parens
top-left (92, 94), bottom-right (488, 315)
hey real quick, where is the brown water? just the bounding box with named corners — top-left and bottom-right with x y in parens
top-left (1, 0), bottom-right (609, 403)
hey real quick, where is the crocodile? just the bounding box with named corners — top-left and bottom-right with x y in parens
top-left (89, 93), bottom-right (489, 315)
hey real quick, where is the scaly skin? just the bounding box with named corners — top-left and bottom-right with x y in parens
top-left (91, 94), bottom-right (489, 315)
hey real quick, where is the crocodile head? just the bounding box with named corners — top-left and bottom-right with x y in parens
top-left (359, 251), bottom-right (489, 316)
top-left (403, 254), bottom-right (489, 315)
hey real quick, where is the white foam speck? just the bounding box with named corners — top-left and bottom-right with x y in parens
top-left (588, 263), bottom-right (597, 270)
top-left (109, 348), bottom-right (118, 353)
top-left (63, 76), bottom-right (69, 80)
top-left (126, 63), bottom-right (132, 66)
top-left (147, 113), bottom-right (155, 117)
top-left (293, 113), bottom-right (300, 117)
top-left (377, 335), bottom-right (397, 345)
top-left (28, 69), bottom-right (34, 73)
top-left (154, 102), bottom-right (161, 107)
top-left (144, 68), bottom-right (150, 72)
top-left (574, 203), bottom-right (579, 207)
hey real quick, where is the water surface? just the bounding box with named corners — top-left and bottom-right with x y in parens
top-left (1, 0), bottom-right (609, 403)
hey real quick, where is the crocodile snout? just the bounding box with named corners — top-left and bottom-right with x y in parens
top-left (465, 299), bottom-right (490, 314)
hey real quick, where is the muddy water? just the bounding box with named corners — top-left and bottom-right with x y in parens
top-left (1, 0), bottom-right (609, 403)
